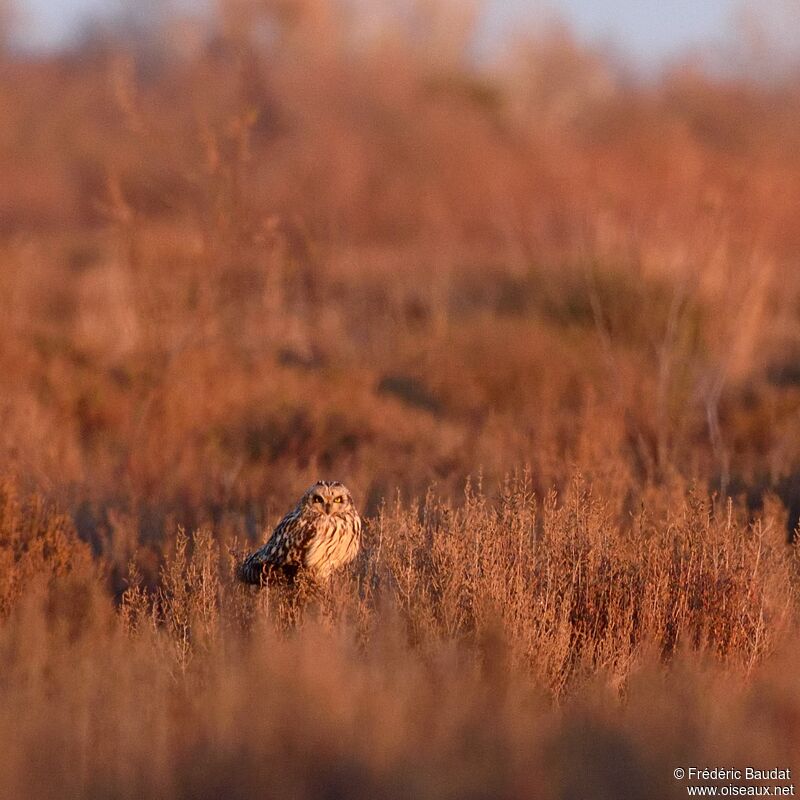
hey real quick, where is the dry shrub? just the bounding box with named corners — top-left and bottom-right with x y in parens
top-left (375, 474), bottom-right (792, 695)
top-left (0, 476), bottom-right (97, 618)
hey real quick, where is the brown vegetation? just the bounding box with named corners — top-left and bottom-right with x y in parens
top-left (1, 1), bottom-right (800, 797)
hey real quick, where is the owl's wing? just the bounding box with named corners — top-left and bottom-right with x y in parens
top-left (238, 508), bottom-right (315, 585)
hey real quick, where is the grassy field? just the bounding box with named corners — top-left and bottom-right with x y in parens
top-left (1, 3), bottom-right (800, 797)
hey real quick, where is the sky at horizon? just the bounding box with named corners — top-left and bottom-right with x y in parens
top-left (487, 0), bottom-right (736, 64)
top-left (10, 0), bottom-right (794, 68)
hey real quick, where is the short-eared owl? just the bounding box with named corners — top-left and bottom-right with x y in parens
top-left (238, 481), bottom-right (361, 585)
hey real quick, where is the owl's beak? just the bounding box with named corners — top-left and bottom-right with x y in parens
top-left (324, 501), bottom-right (332, 514)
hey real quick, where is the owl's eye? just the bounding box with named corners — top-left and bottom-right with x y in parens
top-left (313, 494), bottom-right (323, 504)
top-left (333, 496), bottom-right (343, 504)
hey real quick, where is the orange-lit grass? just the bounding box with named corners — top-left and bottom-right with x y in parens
top-left (0, 475), bottom-right (797, 797)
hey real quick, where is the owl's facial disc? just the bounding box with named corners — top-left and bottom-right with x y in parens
top-left (307, 482), bottom-right (351, 515)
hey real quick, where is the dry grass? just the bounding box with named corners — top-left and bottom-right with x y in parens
top-left (0, 473), bottom-right (798, 798)
top-left (1, 1), bottom-right (800, 796)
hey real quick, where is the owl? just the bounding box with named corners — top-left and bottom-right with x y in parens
top-left (238, 481), bottom-right (362, 585)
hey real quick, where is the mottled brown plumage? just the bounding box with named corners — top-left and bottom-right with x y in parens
top-left (238, 481), bottom-right (361, 585)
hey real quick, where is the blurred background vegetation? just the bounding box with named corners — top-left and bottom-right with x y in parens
top-left (2, 0), bottom-right (800, 553)
top-left (1, 2), bottom-right (800, 796)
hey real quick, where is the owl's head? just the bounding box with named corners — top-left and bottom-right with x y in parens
top-left (303, 481), bottom-right (355, 516)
